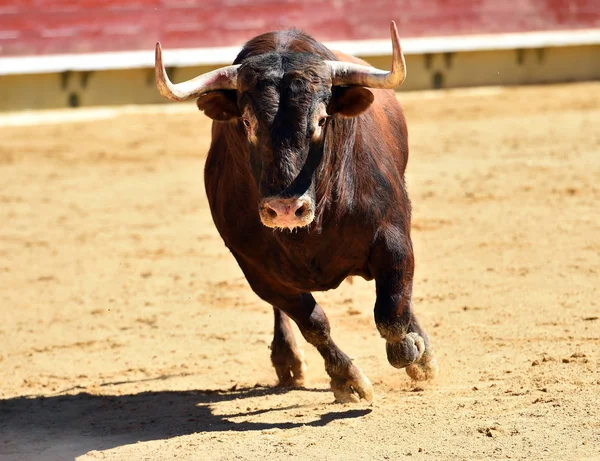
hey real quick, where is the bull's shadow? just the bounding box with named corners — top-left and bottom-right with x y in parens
top-left (0, 380), bottom-right (371, 461)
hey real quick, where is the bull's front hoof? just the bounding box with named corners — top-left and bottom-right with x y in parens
top-left (406, 349), bottom-right (439, 381)
top-left (330, 364), bottom-right (374, 403)
top-left (385, 332), bottom-right (425, 369)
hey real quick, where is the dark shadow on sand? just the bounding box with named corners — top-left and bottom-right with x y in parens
top-left (0, 383), bottom-right (371, 460)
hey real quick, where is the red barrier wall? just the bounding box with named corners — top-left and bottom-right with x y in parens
top-left (1, 0), bottom-right (599, 57)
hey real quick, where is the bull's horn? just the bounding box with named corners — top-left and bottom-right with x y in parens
top-left (155, 42), bottom-right (240, 101)
top-left (326, 21), bottom-right (406, 89)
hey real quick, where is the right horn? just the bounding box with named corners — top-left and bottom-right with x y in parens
top-left (155, 42), bottom-right (240, 101)
top-left (326, 21), bottom-right (406, 89)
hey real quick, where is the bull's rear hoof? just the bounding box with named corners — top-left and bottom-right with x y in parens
top-left (386, 332), bottom-right (425, 369)
top-left (273, 351), bottom-right (307, 387)
top-left (330, 364), bottom-right (374, 403)
top-left (406, 349), bottom-right (439, 381)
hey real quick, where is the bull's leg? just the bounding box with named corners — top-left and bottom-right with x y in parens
top-left (271, 307), bottom-right (307, 387)
top-left (369, 236), bottom-right (439, 381)
top-left (282, 293), bottom-right (373, 403)
top-left (231, 255), bottom-right (372, 402)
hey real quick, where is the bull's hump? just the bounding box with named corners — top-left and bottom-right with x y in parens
top-left (237, 29), bottom-right (336, 63)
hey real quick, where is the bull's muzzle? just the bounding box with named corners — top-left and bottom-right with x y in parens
top-left (259, 195), bottom-right (315, 230)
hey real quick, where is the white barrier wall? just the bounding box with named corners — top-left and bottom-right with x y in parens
top-left (1, 32), bottom-right (599, 110)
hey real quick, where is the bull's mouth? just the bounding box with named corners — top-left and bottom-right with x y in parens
top-left (259, 195), bottom-right (315, 230)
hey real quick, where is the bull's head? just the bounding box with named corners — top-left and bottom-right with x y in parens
top-left (155, 22), bottom-right (406, 230)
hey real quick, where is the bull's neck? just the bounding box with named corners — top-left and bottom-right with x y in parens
top-left (314, 116), bottom-right (359, 224)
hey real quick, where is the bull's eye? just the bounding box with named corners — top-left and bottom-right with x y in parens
top-left (242, 119), bottom-right (251, 129)
top-left (318, 117), bottom-right (327, 127)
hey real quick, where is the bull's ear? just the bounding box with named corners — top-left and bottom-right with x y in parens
top-left (329, 87), bottom-right (374, 117)
top-left (196, 91), bottom-right (240, 121)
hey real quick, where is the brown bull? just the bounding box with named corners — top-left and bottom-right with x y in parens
top-left (156, 22), bottom-right (438, 402)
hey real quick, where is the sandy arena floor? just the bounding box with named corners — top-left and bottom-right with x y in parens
top-left (0, 82), bottom-right (599, 461)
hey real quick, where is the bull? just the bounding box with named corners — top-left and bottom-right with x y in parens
top-left (155, 22), bottom-right (438, 402)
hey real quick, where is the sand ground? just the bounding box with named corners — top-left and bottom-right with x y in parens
top-left (0, 82), bottom-right (599, 461)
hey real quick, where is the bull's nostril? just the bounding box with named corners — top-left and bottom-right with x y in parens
top-left (266, 207), bottom-right (278, 219)
top-left (295, 204), bottom-right (307, 217)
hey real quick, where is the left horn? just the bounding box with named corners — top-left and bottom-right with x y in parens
top-left (155, 42), bottom-right (240, 101)
top-left (326, 21), bottom-right (406, 89)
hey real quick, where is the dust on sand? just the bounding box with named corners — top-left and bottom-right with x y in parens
top-left (0, 83), bottom-right (599, 461)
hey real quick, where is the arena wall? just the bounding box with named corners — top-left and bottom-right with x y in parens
top-left (1, 1), bottom-right (599, 110)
